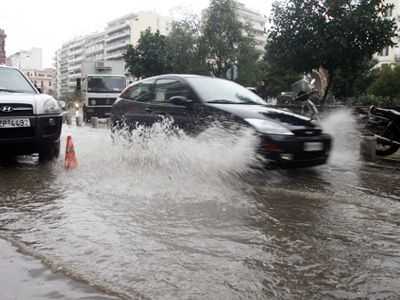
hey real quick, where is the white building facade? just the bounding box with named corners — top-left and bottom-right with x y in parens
top-left (375, 0), bottom-right (400, 66)
top-left (234, 2), bottom-right (268, 52)
top-left (7, 47), bottom-right (43, 70)
top-left (25, 68), bottom-right (56, 96)
top-left (56, 11), bottom-right (171, 99)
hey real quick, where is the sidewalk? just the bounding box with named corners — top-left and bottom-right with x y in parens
top-left (381, 151), bottom-right (400, 163)
top-left (366, 151), bottom-right (400, 171)
top-left (0, 238), bottom-right (118, 300)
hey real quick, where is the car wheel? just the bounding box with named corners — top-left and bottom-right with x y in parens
top-left (376, 139), bottom-right (400, 156)
top-left (39, 141), bottom-right (61, 162)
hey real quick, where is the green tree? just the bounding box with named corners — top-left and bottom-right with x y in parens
top-left (202, 0), bottom-right (243, 77)
top-left (167, 17), bottom-right (208, 74)
top-left (257, 61), bottom-right (302, 97)
top-left (369, 64), bottom-right (400, 100)
top-left (333, 59), bottom-right (379, 98)
top-left (266, 0), bottom-right (397, 103)
top-left (236, 25), bottom-right (263, 86)
top-left (124, 29), bottom-right (172, 78)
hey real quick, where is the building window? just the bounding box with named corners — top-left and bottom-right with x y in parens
top-left (383, 7), bottom-right (393, 17)
top-left (379, 47), bottom-right (389, 56)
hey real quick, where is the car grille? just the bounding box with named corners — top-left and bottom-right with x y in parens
top-left (295, 150), bottom-right (326, 160)
top-left (0, 103), bottom-right (33, 116)
top-left (0, 127), bottom-right (35, 139)
top-left (292, 129), bottom-right (322, 137)
top-left (88, 98), bottom-right (116, 106)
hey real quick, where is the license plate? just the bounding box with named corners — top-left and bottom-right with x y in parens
top-left (304, 142), bottom-right (323, 152)
top-left (0, 118), bottom-right (31, 128)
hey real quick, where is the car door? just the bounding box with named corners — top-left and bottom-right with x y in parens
top-left (147, 78), bottom-right (195, 131)
top-left (113, 78), bottom-right (155, 128)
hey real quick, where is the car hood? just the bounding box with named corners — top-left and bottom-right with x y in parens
top-left (206, 103), bottom-right (320, 131)
top-left (0, 92), bottom-right (57, 115)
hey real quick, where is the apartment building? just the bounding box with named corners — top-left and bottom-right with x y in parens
top-left (130, 12), bottom-right (171, 46)
top-left (375, 0), bottom-right (400, 66)
top-left (7, 47), bottom-right (43, 70)
top-left (105, 13), bottom-right (136, 61)
top-left (25, 68), bottom-right (56, 95)
top-left (105, 12), bottom-right (172, 60)
top-left (0, 29), bottom-right (6, 65)
top-left (234, 2), bottom-right (268, 52)
top-left (56, 11), bottom-right (171, 99)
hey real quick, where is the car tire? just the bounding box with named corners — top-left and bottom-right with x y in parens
top-left (39, 140), bottom-right (61, 162)
top-left (376, 140), bottom-right (400, 156)
top-left (375, 124), bottom-right (400, 156)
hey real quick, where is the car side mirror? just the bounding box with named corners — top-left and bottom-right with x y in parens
top-left (169, 96), bottom-right (193, 106)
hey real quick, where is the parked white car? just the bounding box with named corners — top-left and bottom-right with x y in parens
top-left (0, 66), bottom-right (63, 161)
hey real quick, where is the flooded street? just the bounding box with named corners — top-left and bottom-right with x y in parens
top-left (1, 116), bottom-right (400, 300)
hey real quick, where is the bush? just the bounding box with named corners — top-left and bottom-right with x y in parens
top-left (368, 65), bottom-right (400, 100)
top-left (349, 94), bottom-right (400, 107)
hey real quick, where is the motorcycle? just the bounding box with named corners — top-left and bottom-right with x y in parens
top-left (280, 78), bottom-right (321, 121)
top-left (368, 106), bottom-right (400, 156)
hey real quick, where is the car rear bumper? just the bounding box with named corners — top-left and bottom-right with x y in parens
top-left (258, 133), bottom-right (332, 168)
top-left (0, 114), bottom-right (62, 154)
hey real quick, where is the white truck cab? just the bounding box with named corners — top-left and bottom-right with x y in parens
top-left (80, 61), bottom-right (127, 122)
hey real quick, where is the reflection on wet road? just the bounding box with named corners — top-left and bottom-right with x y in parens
top-left (0, 122), bottom-right (400, 300)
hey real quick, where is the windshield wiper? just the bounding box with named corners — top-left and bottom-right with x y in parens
top-left (236, 94), bottom-right (263, 105)
top-left (0, 88), bottom-right (19, 93)
top-left (207, 99), bottom-right (242, 104)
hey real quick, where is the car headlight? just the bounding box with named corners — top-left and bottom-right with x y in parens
top-left (42, 99), bottom-right (62, 114)
top-left (245, 118), bottom-right (294, 135)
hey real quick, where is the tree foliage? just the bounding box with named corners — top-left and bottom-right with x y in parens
top-left (166, 18), bottom-right (208, 74)
top-left (236, 25), bottom-right (263, 86)
top-left (202, 0), bottom-right (244, 77)
top-left (332, 58), bottom-right (378, 98)
top-left (266, 0), bottom-right (397, 102)
top-left (124, 29), bottom-right (172, 78)
top-left (256, 61), bottom-right (302, 97)
top-left (124, 0), bottom-right (262, 86)
top-left (369, 64), bottom-right (400, 99)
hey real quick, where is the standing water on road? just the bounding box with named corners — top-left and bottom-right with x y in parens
top-left (1, 114), bottom-right (400, 300)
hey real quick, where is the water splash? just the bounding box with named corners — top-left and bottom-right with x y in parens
top-left (321, 109), bottom-right (360, 167)
top-left (59, 119), bottom-right (260, 202)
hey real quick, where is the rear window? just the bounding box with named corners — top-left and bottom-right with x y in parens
top-left (0, 68), bottom-right (36, 94)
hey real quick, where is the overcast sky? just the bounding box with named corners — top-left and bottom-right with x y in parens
top-left (1, 0), bottom-right (271, 68)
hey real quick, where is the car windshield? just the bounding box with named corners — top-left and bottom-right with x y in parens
top-left (87, 76), bottom-right (126, 93)
top-left (186, 77), bottom-right (267, 105)
top-left (0, 68), bottom-right (36, 94)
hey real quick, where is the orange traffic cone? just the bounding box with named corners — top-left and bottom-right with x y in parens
top-left (64, 135), bottom-right (78, 170)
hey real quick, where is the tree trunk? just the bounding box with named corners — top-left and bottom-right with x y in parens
top-left (322, 71), bottom-right (334, 106)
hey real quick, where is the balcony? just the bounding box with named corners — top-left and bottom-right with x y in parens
top-left (106, 31), bottom-right (130, 43)
top-left (69, 64), bottom-right (81, 72)
top-left (69, 73), bottom-right (81, 79)
top-left (106, 41), bottom-right (129, 53)
top-left (105, 52), bottom-right (124, 60)
top-left (106, 22), bottom-right (130, 35)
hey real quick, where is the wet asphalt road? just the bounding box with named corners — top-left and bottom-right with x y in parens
top-left (0, 121), bottom-right (400, 300)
